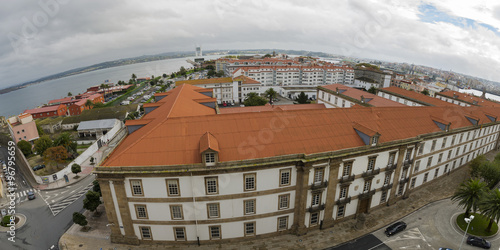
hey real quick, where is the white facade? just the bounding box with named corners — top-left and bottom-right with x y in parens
top-left (435, 94), bottom-right (472, 107)
top-left (377, 92), bottom-right (424, 107)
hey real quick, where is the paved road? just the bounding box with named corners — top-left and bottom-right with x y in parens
top-left (327, 234), bottom-right (390, 250)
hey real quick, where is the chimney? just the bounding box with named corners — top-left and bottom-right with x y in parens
top-left (361, 95), bottom-right (365, 103)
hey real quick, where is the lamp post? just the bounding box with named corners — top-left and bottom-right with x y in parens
top-left (459, 215), bottom-right (474, 250)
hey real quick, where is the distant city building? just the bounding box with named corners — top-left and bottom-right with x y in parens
top-left (24, 104), bottom-right (68, 119)
top-left (7, 113), bottom-right (39, 144)
top-left (196, 46), bottom-right (202, 57)
top-left (435, 90), bottom-right (500, 107)
top-left (317, 84), bottom-right (404, 108)
top-left (68, 93), bottom-right (104, 116)
top-left (352, 67), bottom-right (391, 89)
top-left (77, 118), bottom-right (122, 140)
top-left (377, 87), bottom-right (456, 107)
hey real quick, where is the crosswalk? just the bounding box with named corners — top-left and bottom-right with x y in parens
top-left (14, 188), bottom-right (38, 199)
top-left (48, 183), bottom-right (94, 216)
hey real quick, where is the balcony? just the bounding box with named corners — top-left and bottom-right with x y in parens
top-left (338, 175), bottom-right (355, 184)
top-left (386, 163), bottom-right (397, 171)
top-left (403, 159), bottom-right (413, 167)
top-left (336, 197), bottom-right (351, 206)
top-left (362, 169), bottom-right (380, 178)
top-left (308, 204), bottom-right (325, 213)
top-left (399, 177), bottom-right (409, 185)
top-left (381, 183), bottom-right (393, 191)
top-left (311, 181), bottom-right (328, 190)
top-left (358, 189), bottom-right (376, 199)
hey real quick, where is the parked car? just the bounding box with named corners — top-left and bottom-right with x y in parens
top-left (32, 164), bottom-right (45, 171)
top-left (120, 101), bottom-right (130, 105)
top-left (27, 191), bottom-right (36, 200)
top-left (385, 221), bottom-right (407, 236)
top-left (1, 209), bottom-right (6, 217)
top-left (467, 236), bottom-right (491, 249)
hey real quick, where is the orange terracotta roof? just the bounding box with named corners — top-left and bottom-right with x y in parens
top-left (219, 103), bottom-right (326, 114)
top-left (124, 119), bottom-right (153, 126)
top-left (233, 75), bottom-right (260, 84)
top-left (25, 104), bottom-right (63, 114)
top-left (175, 77), bottom-right (233, 86)
top-left (101, 102), bottom-right (500, 167)
top-left (18, 113), bottom-right (31, 119)
top-left (380, 87), bottom-right (456, 106)
top-left (199, 132), bottom-right (219, 153)
top-left (48, 97), bottom-right (73, 104)
top-left (321, 84), bottom-right (405, 107)
top-left (438, 91), bottom-right (500, 107)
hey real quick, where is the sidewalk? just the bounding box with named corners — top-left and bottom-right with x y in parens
top-left (59, 150), bottom-right (496, 250)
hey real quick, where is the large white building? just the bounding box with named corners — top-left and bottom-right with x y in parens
top-left (96, 84), bottom-right (500, 246)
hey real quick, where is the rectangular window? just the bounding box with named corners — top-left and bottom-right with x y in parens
top-left (166, 179), bottom-right (180, 196)
top-left (423, 173), bottom-right (429, 183)
top-left (278, 216), bottom-right (289, 231)
top-left (342, 162), bottom-right (352, 177)
top-left (311, 193), bottom-right (321, 206)
top-left (244, 199), bottom-right (256, 215)
top-left (140, 226), bottom-right (152, 240)
top-left (405, 148), bottom-right (413, 160)
top-left (456, 147), bottom-right (460, 156)
top-left (418, 142), bottom-right (425, 154)
top-left (130, 179), bottom-right (143, 196)
top-left (314, 168), bottom-right (324, 184)
top-left (426, 157), bottom-right (433, 168)
top-left (410, 178), bottom-right (416, 189)
top-left (340, 186), bottom-right (348, 198)
top-left (278, 194), bottom-right (290, 209)
top-left (451, 135), bottom-right (456, 145)
top-left (245, 222), bottom-right (255, 236)
top-left (441, 137), bottom-right (447, 148)
top-left (280, 168), bottom-right (291, 186)
top-left (367, 157), bottom-right (376, 171)
top-left (205, 152), bottom-right (215, 163)
top-left (363, 180), bottom-right (371, 192)
top-left (207, 203), bottom-right (220, 218)
top-left (467, 132), bottom-right (470, 141)
top-left (448, 150), bottom-right (452, 160)
top-left (388, 152), bottom-right (396, 165)
top-left (397, 184), bottom-right (404, 196)
top-left (414, 160), bottom-right (420, 173)
top-left (460, 133), bottom-right (464, 143)
top-left (209, 226), bottom-right (221, 240)
top-left (135, 204), bottom-right (148, 219)
top-left (244, 173), bottom-right (256, 191)
top-left (380, 191), bottom-right (387, 203)
top-left (384, 174), bottom-right (391, 185)
top-left (434, 168), bottom-right (439, 178)
top-left (438, 153), bottom-right (443, 163)
top-left (205, 177), bottom-right (218, 194)
top-left (444, 164), bottom-right (449, 173)
top-left (431, 140), bottom-right (437, 151)
top-left (337, 205), bottom-right (345, 217)
top-left (174, 227), bottom-right (186, 241)
top-left (310, 212), bottom-right (319, 225)
top-left (170, 205), bottom-right (184, 220)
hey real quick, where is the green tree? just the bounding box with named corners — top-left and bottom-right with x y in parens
top-left (93, 102), bottom-right (105, 108)
top-left (83, 191), bottom-right (102, 215)
top-left (170, 73), bottom-right (176, 78)
top-left (479, 161), bottom-right (500, 188)
top-left (54, 132), bottom-right (72, 151)
top-left (479, 189), bottom-right (500, 232)
top-left (451, 179), bottom-right (487, 218)
top-left (17, 140), bottom-right (32, 157)
top-left (131, 73), bottom-right (137, 81)
top-left (470, 155), bottom-right (488, 178)
top-left (205, 65), bottom-right (215, 70)
top-left (207, 69), bottom-right (216, 77)
top-left (43, 146), bottom-right (68, 168)
top-left (162, 73), bottom-right (167, 78)
top-left (34, 135), bottom-right (53, 155)
top-left (421, 89), bottom-right (430, 96)
top-left (67, 92), bottom-right (72, 97)
top-left (264, 88), bottom-right (278, 104)
top-left (368, 86), bottom-right (377, 94)
top-left (93, 179), bottom-right (101, 196)
top-left (179, 66), bottom-right (187, 76)
top-left (263, 54), bottom-right (272, 58)
top-left (84, 99), bottom-right (94, 109)
top-left (216, 70), bottom-right (225, 77)
top-left (72, 212), bottom-right (87, 228)
top-left (36, 123), bottom-right (44, 136)
top-left (71, 163), bottom-right (81, 176)
top-left (243, 93), bottom-right (268, 106)
top-left (295, 92), bottom-right (310, 104)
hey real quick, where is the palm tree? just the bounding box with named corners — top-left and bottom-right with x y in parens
top-left (265, 88), bottom-right (277, 104)
top-left (451, 179), bottom-right (487, 218)
top-left (84, 99), bottom-right (94, 110)
top-left (480, 189), bottom-right (500, 232)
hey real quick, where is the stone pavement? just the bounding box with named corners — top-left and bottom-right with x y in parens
top-left (59, 150), bottom-right (497, 250)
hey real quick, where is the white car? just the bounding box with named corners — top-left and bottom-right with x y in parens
top-left (120, 101), bottom-right (130, 105)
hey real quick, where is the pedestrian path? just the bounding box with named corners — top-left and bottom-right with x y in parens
top-left (48, 183), bottom-right (93, 216)
top-left (13, 188), bottom-right (38, 199)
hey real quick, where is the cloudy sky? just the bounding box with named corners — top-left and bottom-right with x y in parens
top-left (2, 0), bottom-right (500, 89)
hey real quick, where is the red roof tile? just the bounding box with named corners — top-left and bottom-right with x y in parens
top-left (380, 87), bottom-right (456, 106)
top-left (438, 91), bottom-right (500, 107)
top-left (321, 84), bottom-right (405, 107)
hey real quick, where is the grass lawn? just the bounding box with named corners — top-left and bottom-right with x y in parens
top-left (456, 213), bottom-right (498, 237)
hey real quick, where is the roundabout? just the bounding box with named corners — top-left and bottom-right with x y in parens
top-left (0, 214), bottom-right (27, 232)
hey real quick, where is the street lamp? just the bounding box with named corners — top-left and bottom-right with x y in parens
top-left (458, 214), bottom-right (474, 250)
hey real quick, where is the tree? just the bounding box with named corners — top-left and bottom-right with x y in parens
top-left (264, 88), bottom-right (278, 104)
top-left (368, 86), bottom-right (377, 94)
top-left (131, 73), bottom-right (137, 81)
top-left (34, 135), bottom-right (52, 155)
top-left (83, 191), bottom-right (102, 215)
top-left (93, 102), bottom-right (105, 108)
top-left (479, 189), bottom-right (500, 232)
top-left (72, 212), bottom-right (88, 228)
top-left (478, 161), bottom-right (500, 188)
top-left (263, 54), bottom-right (272, 58)
top-left (71, 163), bottom-right (81, 176)
top-left (170, 73), bottom-right (176, 78)
top-left (93, 179), bottom-right (101, 196)
top-left (67, 92), bottom-right (72, 97)
top-left (421, 89), bottom-right (430, 96)
top-left (295, 92), bottom-right (310, 104)
top-left (17, 140), bottom-right (32, 157)
top-left (54, 132), bottom-right (72, 151)
top-left (84, 99), bottom-right (94, 109)
top-left (451, 179), bottom-right (487, 218)
top-left (216, 70), bottom-right (225, 77)
top-left (43, 146), bottom-right (68, 168)
top-left (162, 73), bottom-right (167, 78)
top-left (243, 93), bottom-right (267, 106)
top-left (179, 66), bottom-right (187, 76)
top-left (36, 123), bottom-right (44, 136)
top-left (207, 69), bottom-right (216, 77)
top-left (470, 155), bottom-right (487, 178)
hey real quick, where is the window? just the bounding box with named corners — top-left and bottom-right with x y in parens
top-left (363, 180), bottom-right (371, 192)
top-left (426, 157), bottom-right (433, 168)
top-left (431, 140), bottom-right (437, 151)
top-left (434, 168), bottom-right (439, 178)
top-left (342, 162), bottom-right (352, 177)
top-left (451, 135), bottom-right (456, 145)
top-left (414, 160), bottom-right (420, 173)
top-left (140, 226), bottom-right (152, 240)
top-left (135, 204), bottom-right (148, 219)
top-left (423, 173), bottom-right (429, 183)
top-left (207, 203), bottom-right (220, 218)
top-left (174, 227), bottom-right (186, 241)
top-left (170, 205), bottom-right (184, 220)
top-left (311, 193), bottom-right (321, 206)
top-left (371, 136), bottom-right (378, 145)
top-left (410, 178), bottom-right (416, 189)
top-left (244, 173), bottom-right (256, 191)
top-left (16, 131), bottom-right (19, 134)
top-left (244, 199), bottom-right (256, 215)
top-left (397, 184), bottom-right (404, 196)
top-left (278, 216), bottom-right (289, 231)
top-left (280, 168), bottom-right (291, 186)
top-left (418, 142), bottom-right (425, 154)
top-left (456, 147), bottom-right (460, 156)
top-left (460, 133), bottom-right (464, 143)
top-left (209, 225), bottom-right (221, 240)
top-left (384, 174), bottom-right (391, 185)
top-left (380, 191), bottom-right (387, 203)
top-left (337, 205), bottom-right (345, 217)
top-left (367, 157), bottom-right (376, 171)
top-left (405, 148), bottom-right (412, 160)
top-left (130, 179), bottom-right (143, 196)
top-left (467, 132), bottom-right (470, 141)
top-left (438, 153), bottom-right (443, 163)
top-left (448, 150), bottom-right (452, 160)
top-left (245, 222), bottom-right (255, 236)
top-left (310, 212), bottom-right (319, 225)
top-left (441, 137), bottom-right (447, 148)
top-left (388, 152), bottom-right (396, 166)
top-left (166, 179), bottom-right (180, 196)
top-left (205, 152), bottom-right (216, 164)
top-left (314, 168), bottom-right (324, 184)
top-left (205, 177), bottom-right (218, 194)
top-left (279, 194), bottom-right (290, 209)
top-left (339, 186), bottom-right (348, 198)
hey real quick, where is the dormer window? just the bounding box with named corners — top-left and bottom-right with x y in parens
top-left (371, 136), bottom-right (379, 146)
top-left (205, 152), bottom-right (216, 164)
top-left (200, 132), bottom-right (220, 167)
